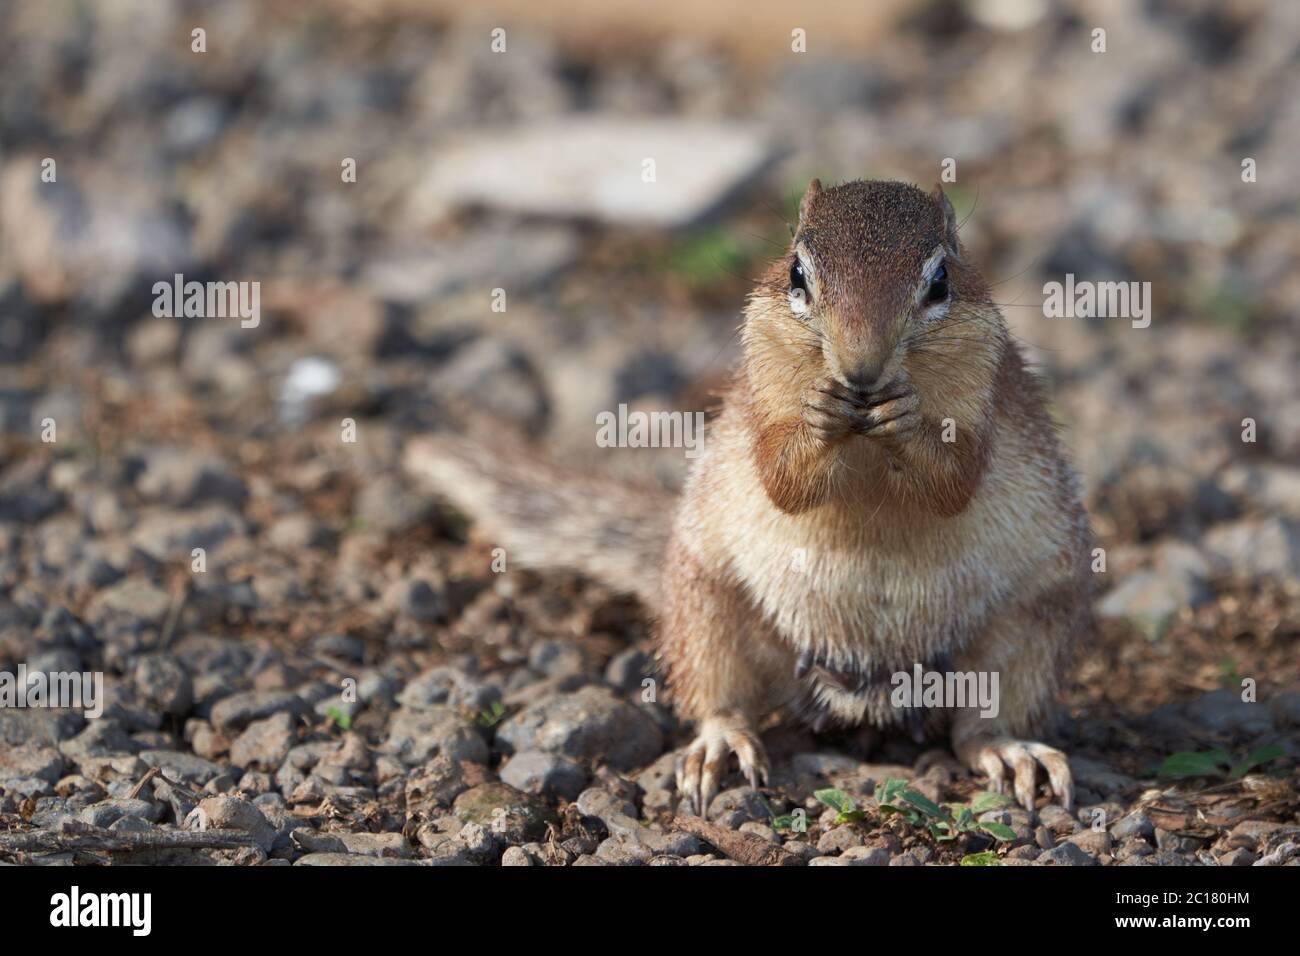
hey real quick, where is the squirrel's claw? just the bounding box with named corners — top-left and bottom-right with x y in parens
top-left (675, 714), bottom-right (769, 816)
top-left (965, 737), bottom-right (1075, 813)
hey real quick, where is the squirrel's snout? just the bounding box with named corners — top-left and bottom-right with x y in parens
top-left (838, 359), bottom-right (887, 392)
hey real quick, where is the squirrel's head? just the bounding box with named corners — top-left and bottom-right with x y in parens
top-left (744, 178), bottom-right (1003, 398)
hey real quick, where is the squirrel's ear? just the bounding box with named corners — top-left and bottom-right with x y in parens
top-left (798, 178), bottom-right (822, 224)
top-left (932, 183), bottom-right (959, 244)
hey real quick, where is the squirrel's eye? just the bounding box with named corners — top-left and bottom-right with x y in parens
top-left (789, 260), bottom-right (810, 314)
top-left (926, 263), bottom-right (949, 304)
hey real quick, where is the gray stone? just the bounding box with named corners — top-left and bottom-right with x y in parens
top-left (196, 796), bottom-right (277, 852)
top-left (362, 227), bottom-right (579, 307)
top-left (528, 640), bottom-right (587, 679)
top-left (229, 712), bottom-right (296, 769)
top-left (108, 815), bottom-right (155, 833)
top-left (1038, 842), bottom-right (1098, 865)
top-left (1270, 692), bottom-right (1300, 727)
top-left (1183, 689), bottom-right (1274, 736)
top-left (1068, 829), bottom-right (1114, 857)
top-left (840, 846), bottom-right (891, 865)
top-left (0, 745), bottom-right (64, 785)
top-left (890, 847), bottom-right (931, 866)
top-left (134, 447), bottom-right (247, 508)
top-left (383, 577), bottom-right (445, 622)
top-left (138, 750), bottom-right (223, 785)
top-left (60, 720), bottom-right (139, 764)
top-left (1111, 810), bottom-right (1155, 842)
top-left (1038, 805), bottom-right (1081, 831)
top-left (574, 787), bottom-right (703, 857)
top-left (596, 837), bottom-right (650, 864)
top-left (436, 339), bottom-right (550, 434)
top-left (267, 513), bottom-right (332, 551)
top-left (210, 691), bottom-right (305, 732)
top-left (817, 826), bottom-right (864, 854)
top-left (77, 798), bottom-right (164, 828)
top-left (706, 786), bottom-right (770, 824)
top-left (783, 840), bottom-right (822, 861)
top-left (1097, 567), bottom-right (1208, 637)
top-left (1068, 756), bottom-right (1136, 795)
top-left (576, 787), bottom-right (637, 822)
top-left (1217, 848), bottom-right (1256, 866)
top-left (385, 707), bottom-right (488, 766)
top-left (1204, 517), bottom-right (1300, 583)
top-left (293, 829), bottom-right (411, 858)
top-left (130, 506), bottom-right (247, 563)
top-left (0, 708), bottom-right (84, 747)
top-left (738, 822), bottom-right (780, 844)
top-left (605, 648), bottom-right (653, 693)
top-left (295, 852), bottom-right (419, 866)
top-left (1155, 828), bottom-right (1204, 854)
top-left (404, 756), bottom-right (474, 815)
top-left (397, 667), bottom-right (497, 712)
top-left (457, 822), bottom-right (495, 857)
top-left (495, 685), bottom-right (662, 771)
top-left (501, 846), bottom-right (533, 866)
top-left (84, 578), bottom-right (171, 628)
top-left (132, 653), bottom-right (193, 717)
top-left (352, 475), bottom-right (432, 535)
top-left (499, 750), bottom-right (588, 801)
top-left (452, 783), bottom-right (557, 844)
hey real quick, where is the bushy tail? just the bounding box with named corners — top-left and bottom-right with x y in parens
top-left (404, 432), bottom-right (672, 604)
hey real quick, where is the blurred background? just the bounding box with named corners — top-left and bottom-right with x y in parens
top-left (0, 0), bottom-right (1297, 863)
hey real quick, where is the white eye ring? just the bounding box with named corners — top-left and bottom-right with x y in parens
top-left (789, 288), bottom-right (809, 315)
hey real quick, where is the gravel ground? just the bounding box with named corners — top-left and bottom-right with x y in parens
top-left (0, 0), bottom-right (1297, 866)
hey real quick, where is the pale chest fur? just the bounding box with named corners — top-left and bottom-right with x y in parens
top-left (680, 408), bottom-right (1073, 675)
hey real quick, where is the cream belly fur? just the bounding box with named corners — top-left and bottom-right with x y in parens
top-left (675, 388), bottom-right (1079, 741)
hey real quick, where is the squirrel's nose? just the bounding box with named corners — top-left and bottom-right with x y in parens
top-left (842, 360), bottom-right (886, 393)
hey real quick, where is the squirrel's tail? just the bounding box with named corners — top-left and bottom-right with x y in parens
top-left (404, 432), bottom-right (671, 605)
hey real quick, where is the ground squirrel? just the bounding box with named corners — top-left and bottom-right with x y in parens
top-left (406, 178), bottom-right (1094, 815)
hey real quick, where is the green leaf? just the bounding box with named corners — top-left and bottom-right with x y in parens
top-left (1229, 744), bottom-right (1284, 780)
top-left (874, 778), bottom-right (910, 807)
top-left (325, 707), bottom-right (352, 731)
top-left (1159, 750), bottom-right (1229, 779)
top-left (970, 791), bottom-right (1013, 814)
top-left (476, 700), bottom-right (507, 727)
top-left (931, 820), bottom-right (957, 841)
top-left (814, 788), bottom-right (858, 815)
top-left (960, 851), bottom-right (1001, 866)
top-left (901, 789), bottom-right (946, 820)
top-left (977, 821), bottom-right (1017, 842)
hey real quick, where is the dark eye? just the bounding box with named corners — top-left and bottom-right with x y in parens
top-left (790, 259), bottom-right (808, 296)
top-left (926, 263), bottom-right (949, 304)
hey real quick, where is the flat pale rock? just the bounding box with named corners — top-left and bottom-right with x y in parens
top-left (294, 852), bottom-right (420, 866)
top-left (417, 117), bottom-right (772, 228)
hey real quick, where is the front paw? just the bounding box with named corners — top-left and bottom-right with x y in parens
top-left (674, 713), bottom-right (769, 816)
top-left (860, 382), bottom-right (921, 440)
top-left (959, 736), bottom-right (1074, 812)
top-left (801, 377), bottom-right (866, 443)
top-left (801, 378), bottom-right (920, 443)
